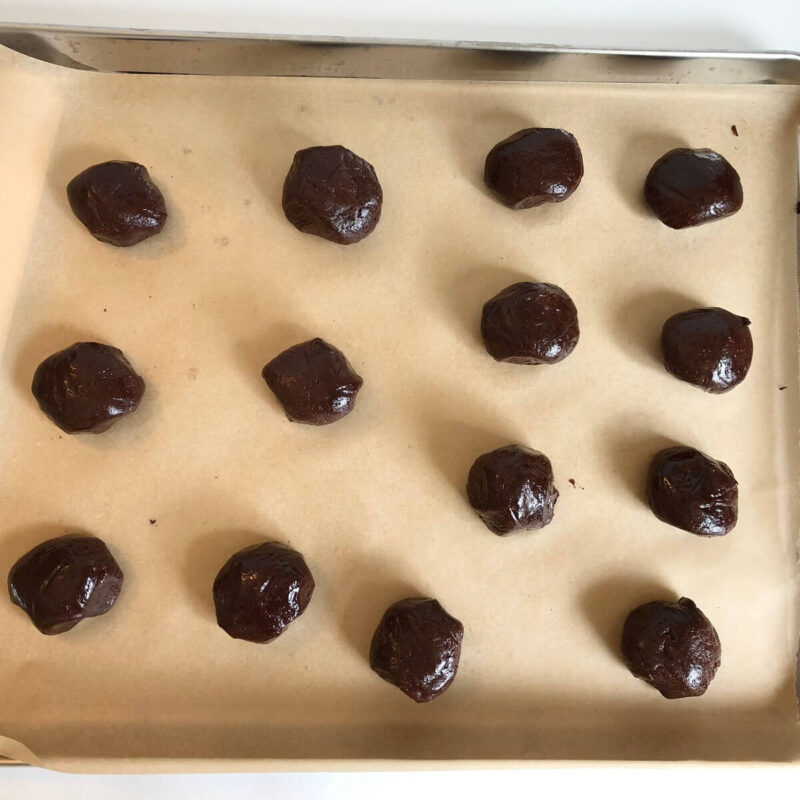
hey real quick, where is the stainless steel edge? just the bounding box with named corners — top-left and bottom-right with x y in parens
top-left (0, 23), bottom-right (798, 83)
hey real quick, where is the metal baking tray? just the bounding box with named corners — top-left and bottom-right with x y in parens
top-left (0, 24), bottom-right (798, 770)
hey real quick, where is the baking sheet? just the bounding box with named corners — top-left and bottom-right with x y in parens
top-left (0, 43), bottom-right (798, 771)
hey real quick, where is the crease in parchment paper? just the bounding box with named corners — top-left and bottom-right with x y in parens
top-left (0, 44), bottom-right (798, 770)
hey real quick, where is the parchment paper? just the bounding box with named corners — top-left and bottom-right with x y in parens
top-left (0, 44), bottom-right (799, 771)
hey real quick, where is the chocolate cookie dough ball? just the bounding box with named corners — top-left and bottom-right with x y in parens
top-left (467, 444), bottom-right (559, 535)
top-left (213, 541), bottom-right (315, 644)
top-left (644, 148), bottom-right (742, 229)
top-left (8, 535), bottom-right (124, 635)
top-left (282, 145), bottom-right (383, 244)
top-left (483, 128), bottom-right (583, 209)
top-left (369, 597), bottom-right (463, 703)
top-left (647, 446), bottom-right (737, 535)
top-left (621, 597), bottom-right (721, 699)
top-left (66, 160), bottom-right (167, 246)
top-left (31, 341), bottom-right (145, 434)
top-left (481, 281), bottom-right (579, 365)
top-left (262, 337), bottom-right (363, 425)
top-left (661, 307), bottom-right (753, 393)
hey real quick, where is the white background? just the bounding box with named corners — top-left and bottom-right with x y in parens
top-left (0, 1), bottom-right (799, 797)
top-left (0, 0), bottom-right (800, 51)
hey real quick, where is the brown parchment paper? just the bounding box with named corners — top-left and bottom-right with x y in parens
top-left (0, 43), bottom-right (799, 772)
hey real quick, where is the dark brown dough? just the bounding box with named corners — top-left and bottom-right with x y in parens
top-left (647, 446), bottom-right (737, 536)
top-left (621, 597), bottom-right (721, 699)
top-left (8, 534), bottom-right (124, 635)
top-left (369, 597), bottom-right (463, 703)
top-left (644, 148), bottom-right (742, 229)
top-left (481, 281), bottom-right (579, 365)
top-left (213, 541), bottom-right (315, 644)
top-left (467, 444), bottom-right (559, 535)
top-left (661, 307), bottom-right (753, 393)
top-left (31, 341), bottom-right (145, 434)
top-left (66, 160), bottom-right (167, 246)
top-left (282, 145), bottom-right (382, 244)
top-left (262, 337), bottom-right (363, 426)
top-left (483, 128), bottom-right (583, 210)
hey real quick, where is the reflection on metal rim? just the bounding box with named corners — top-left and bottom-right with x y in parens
top-left (0, 24), bottom-right (798, 83)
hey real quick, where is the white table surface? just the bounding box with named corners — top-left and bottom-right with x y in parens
top-left (0, 1), bottom-right (799, 797)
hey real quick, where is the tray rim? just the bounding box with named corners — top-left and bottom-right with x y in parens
top-left (0, 22), bottom-right (799, 83)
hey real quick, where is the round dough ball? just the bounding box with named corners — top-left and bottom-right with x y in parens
top-left (644, 148), bottom-right (742, 229)
top-left (483, 128), bottom-right (583, 209)
top-left (8, 534), bottom-right (124, 635)
top-left (467, 444), bottom-right (559, 535)
top-left (621, 597), bottom-right (721, 699)
top-left (31, 341), bottom-right (145, 434)
top-left (647, 446), bottom-right (737, 536)
top-left (661, 307), bottom-right (752, 393)
top-left (66, 160), bottom-right (167, 246)
top-left (282, 145), bottom-right (382, 244)
top-left (481, 282), bottom-right (579, 365)
top-left (369, 597), bottom-right (464, 703)
top-left (262, 337), bottom-right (363, 425)
top-left (213, 541), bottom-right (315, 644)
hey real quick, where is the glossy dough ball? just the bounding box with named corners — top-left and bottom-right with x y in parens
top-left (483, 128), bottom-right (583, 209)
top-left (31, 341), bottom-right (145, 434)
top-left (213, 541), bottom-right (315, 644)
top-left (661, 307), bottom-right (753, 393)
top-left (369, 597), bottom-right (464, 703)
top-left (262, 337), bottom-right (363, 425)
top-left (481, 281), bottom-right (579, 365)
top-left (621, 597), bottom-right (721, 699)
top-left (66, 160), bottom-right (167, 246)
top-left (647, 446), bottom-right (737, 535)
top-left (467, 444), bottom-right (559, 535)
top-left (282, 145), bottom-right (383, 244)
top-left (644, 148), bottom-right (742, 229)
top-left (8, 534), bottom-right (124, 635)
